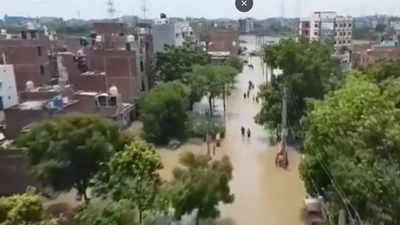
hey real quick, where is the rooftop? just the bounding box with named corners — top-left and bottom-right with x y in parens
top-left (16, 101), bottom-right (46, 110)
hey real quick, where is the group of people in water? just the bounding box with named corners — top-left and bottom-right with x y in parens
top-left (241, 126), bottom-right (251, 138)
top-left (243, 80), bottom-right (259, 103)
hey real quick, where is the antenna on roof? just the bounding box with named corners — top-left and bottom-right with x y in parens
top-left (106, 0), bottom-right (116, 18)
top-left (141, 0), bottom-right (148, 20)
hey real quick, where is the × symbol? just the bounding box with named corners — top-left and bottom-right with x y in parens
top-left (235, 0), bottom-right (253, 13)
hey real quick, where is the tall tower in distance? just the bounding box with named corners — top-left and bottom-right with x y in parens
top-left (141, 0), bottom-right (148, 19)
top-left (106, 0), bottom-right (116, 18)
top-left (281, 0), bottom-right (285, 18)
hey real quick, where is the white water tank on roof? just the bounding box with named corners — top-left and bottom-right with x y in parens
top-left (26, 81), bottom-right (35, 91)
top-left (96, 35), bottom-right (103, 42)
top-left (126, 34), bottom-right (135, 43)
top-left (109, 86), bottom-right (119, 96)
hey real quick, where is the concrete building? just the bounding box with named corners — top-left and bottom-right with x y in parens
top-left (152, 18), bottom-right (195, 53)
top-left (0, 65), bottom-right (19, 110)
top-left (352, 43), bottom-right (400, 68)
top-left (3, 85), bottom-right (134, 139)
top-left (0, 29), bottom-right (52, 91)
top-left (299, 11), bottom-right (353, 66)
top-left (239, 18), bottom-right (254, 34)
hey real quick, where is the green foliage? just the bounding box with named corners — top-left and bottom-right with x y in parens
top-left (155, 46), bottom-right (208, 82)
top-left (300, 73), bottom-right (400, 224)
top-left (140, 82), bottom-right (190, 144)
top-left (225, 56), bottom-right (244, 72)
top-left (169, 152), bottom-right (234, 225)
top-left (183, 65), bottom-right (238, 115)
top-left (95, 138), bottom-right (164, 224)
top-left (256, 38), bottom-right (342, 139)
top-left (15, 114), bottom-right (122, 202)
top-left (0, 188), bottom-right (58, 225)
top-left (77, 200), bottom-right (138, 225)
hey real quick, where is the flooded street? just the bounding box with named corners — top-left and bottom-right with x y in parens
top-left (159, 35), bottom-right (307, 225)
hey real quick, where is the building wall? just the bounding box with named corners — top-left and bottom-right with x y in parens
top-left (152, 23), bottom-right (179, 53)
top-left (4, 107), bottom-right (49, 139)
top-left (0, 65), bottom-right (18, 109)
top-left (0, 150), bottom-right (40, 196)
top-left (0, 39), bottom-right (52, 91)
top-left (208, 30), bottom-right (238, 55)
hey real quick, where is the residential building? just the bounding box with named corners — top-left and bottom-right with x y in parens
top-left (239, 18), bottom-right (254, 34)
top-left (0, 65), bottom-right (19, 110)
top-left (352, 43), bottom-right (400, 68)
top-left (152, 17), bottom-right (195, 53)
top-left (207, 29), bottom-right (239, 59)
top-left (0, 65), bottom-right (19, 122)
top-left (0, 29), bottom-right (52, 91)
top-left (3, 85), bottom-right (134, 139)
top-left (299, 11), bottom-right (353, 66)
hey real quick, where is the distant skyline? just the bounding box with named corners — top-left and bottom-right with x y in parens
top-left (1, 0), bottom-right (400, 20)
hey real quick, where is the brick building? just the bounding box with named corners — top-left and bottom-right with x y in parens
top-left (0, 30), bottom-right (52, 91)
top-left (207, 29), bottom-right (239, 58)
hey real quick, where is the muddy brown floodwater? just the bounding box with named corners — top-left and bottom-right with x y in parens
top-left (159, 36), bottom-right (307, 225)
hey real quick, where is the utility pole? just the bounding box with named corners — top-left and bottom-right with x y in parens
top-left (106, 0), bottom-right (116, 19)
top-left (281, 85), bottom-right (288, 148)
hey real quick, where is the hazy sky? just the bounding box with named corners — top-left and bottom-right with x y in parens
top-left (1, 0), bottom-right (400, 20)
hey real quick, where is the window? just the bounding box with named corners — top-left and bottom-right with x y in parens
top-left (349, 23), bottom-right (352, 27)
top-left (8, 96), bottom-right (11, 100)
top-left (37, 46), bottom-right (42, 56)
top-left (348, 40), bottom-right (351, 43)
top-left (0, 82), bottom-right (2, 90)
top-left (140, 61), bottom-right (144, 72)
top-left (348, 32), bottom-right (352, 36)
top-left (314, 32), bottom-right (318, 36)
top-left (40, 65), bottom-right (45, 76)
top-left (314, 23), bottom-right (318, 28)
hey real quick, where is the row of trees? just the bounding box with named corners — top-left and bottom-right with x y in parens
top-left (11, 114), bottom-right (234, 225)
top-left (258, 36), bottom-right (400, 224)
top-left (256, 38), bottom-right (342, 140)
top-left (141, 46), bottom-right (241, 144)
top-left (299, 61), bottom-right (400, 225)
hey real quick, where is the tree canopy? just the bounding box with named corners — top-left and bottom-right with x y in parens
top-left (183, 64), bottom-right (238, 115)
top-left (256, 38), bottom-right (342, 139)
top-left (94, 138), bottom-right (163, 224)
top-left (155, 46), bottom-right (208, 82)
top-left (300, 71), bottom-right (400, 224)
top-left (15, 114), bottom-right (122, 202)
top-left (168, 152), bottom-right (234, 225)
top-left (0, 188), bottom-right (58, 225)
top-left (140, 82), bottom-right (190, 144)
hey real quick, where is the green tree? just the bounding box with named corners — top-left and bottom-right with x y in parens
top-left (169, 152), bottom-right (234, 225)
top-left (94, 138), bottom-right (163, 224)
top-left (300, 74), bottom-right (400, 224)
top-left (0, 188), bottom-right (59, 225)
top-left (256, 38), bottom-right (342, 140)
top-left (77, 200), bottom-right (138, 225)
top-left (140, 82), bottom-right (190, 144)
top-left (15, 114), bottom-right (122, 203)
top-left (225, 56), bottom-right (244, 73)
top-left (155, 46), bottom-right (208, 82)
top-left (183, 65), bottom-right (238, 116)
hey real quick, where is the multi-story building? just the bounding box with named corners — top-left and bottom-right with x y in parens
top-left (0, 64), bottom-right (19, 122)
top-left (207, 29), bottom-right (239, 59)
top-left (0, 28), bottom-right (52, 91)
top-left (0, 65), bottom-right (19, 111)
top-left (299, 11), bottom-right (353, 65)
top-left (151, 17), bottom-right (195, 53)
top-left (239, 18), bottom-right (254, 34)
